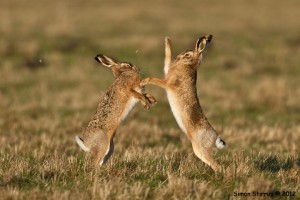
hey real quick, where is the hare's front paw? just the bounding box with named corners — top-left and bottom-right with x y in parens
top-left (142, 101), bottom-right (151, 110)
top-left (140, 78), bottom-right (150, 87)
top-left (145, 93), bottom-right (157, 105)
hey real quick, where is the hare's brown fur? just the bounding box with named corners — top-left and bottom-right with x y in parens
top-left (141, 35), bottom-right (225, 172)
top-left (76, 54), bottom-right (156, 166)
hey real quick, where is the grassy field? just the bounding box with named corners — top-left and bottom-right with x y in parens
top-left (1, 0), bottom-right (300, 199)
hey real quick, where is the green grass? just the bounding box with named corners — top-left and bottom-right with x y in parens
top-left (1, 0), bottom-right (300, 199)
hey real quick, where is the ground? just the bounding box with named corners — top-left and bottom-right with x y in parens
top-left (0, 0), bottom-right (300, 199)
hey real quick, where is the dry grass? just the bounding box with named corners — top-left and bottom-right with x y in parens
top-left (1, 0), bottom-right (300, 199)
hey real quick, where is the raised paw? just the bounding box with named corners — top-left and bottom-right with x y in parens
top-left (142, 101), bottom-right (151, 110)
top-left (140, 78), bottom-right (150, 87)
top-left (145, 93), bottom-right (157, 105)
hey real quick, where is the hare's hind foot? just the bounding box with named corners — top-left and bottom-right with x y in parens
top-left (100, 138), bottom-right (115, 166)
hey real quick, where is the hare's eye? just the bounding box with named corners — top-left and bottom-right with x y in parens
top-left (121, 63), bottom-right (131, 68)
top-left (184, 53), bottom-right (191, 58)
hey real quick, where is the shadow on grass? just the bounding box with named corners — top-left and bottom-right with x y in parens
top-left (296, 157), bottom-right (300, 167)
top-left (0, 175), bottom-right (38, 190)
top-left (254, 155), bottom-right (294, 173)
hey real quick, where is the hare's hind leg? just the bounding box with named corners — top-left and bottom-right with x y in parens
top-left (191, 142), bottom-right (220, 172)
top-left (101, 137), bottom-right (115, 165)
top-left (89, 130), bottom-right (111, 166)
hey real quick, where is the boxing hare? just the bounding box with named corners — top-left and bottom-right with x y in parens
top-left (76, 54), bottom-right (156, 166)
top-left (141, 35), bottom-right (225, 171)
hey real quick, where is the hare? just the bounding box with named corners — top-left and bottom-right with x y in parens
top-left (76, 54), bottom-right (156, 166)
top-left (141, 35), bottom-right (225, 171)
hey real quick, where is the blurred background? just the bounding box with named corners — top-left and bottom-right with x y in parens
top-left (0, 0), bottom-right (299, 198)
top-left (1, 0), bottom-right (299, 127)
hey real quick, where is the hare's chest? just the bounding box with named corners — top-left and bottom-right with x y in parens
top-left (166, 91), bottom-right (187, 133)
top-left (120, 97), bottom-right (138, 122)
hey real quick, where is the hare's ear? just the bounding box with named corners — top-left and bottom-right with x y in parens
top-left (95, 54), bottom-right (118, 68)
top-left (164, 36), bottom-right (172, 75)
top-left (195, 35), bottom-right (213, 53)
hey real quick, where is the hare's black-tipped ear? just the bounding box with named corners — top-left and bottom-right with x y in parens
top-left (195, 35), bottom-right (213, 53)
top-left (95, 54), bottom-right (118, 68)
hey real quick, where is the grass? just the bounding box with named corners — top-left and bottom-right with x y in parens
top-left (0, 0), bottom-right (300, 199)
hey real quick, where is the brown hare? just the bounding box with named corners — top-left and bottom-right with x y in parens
top-left (141, 35), bottom-right (225, 172)
top-left (76, 54), bottom-right (156, 166)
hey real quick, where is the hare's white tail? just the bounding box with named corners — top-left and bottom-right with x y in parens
top-left (75, 136), bottom-right (90, 152)
top-left (215, 136), bottom-right (225, 149)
